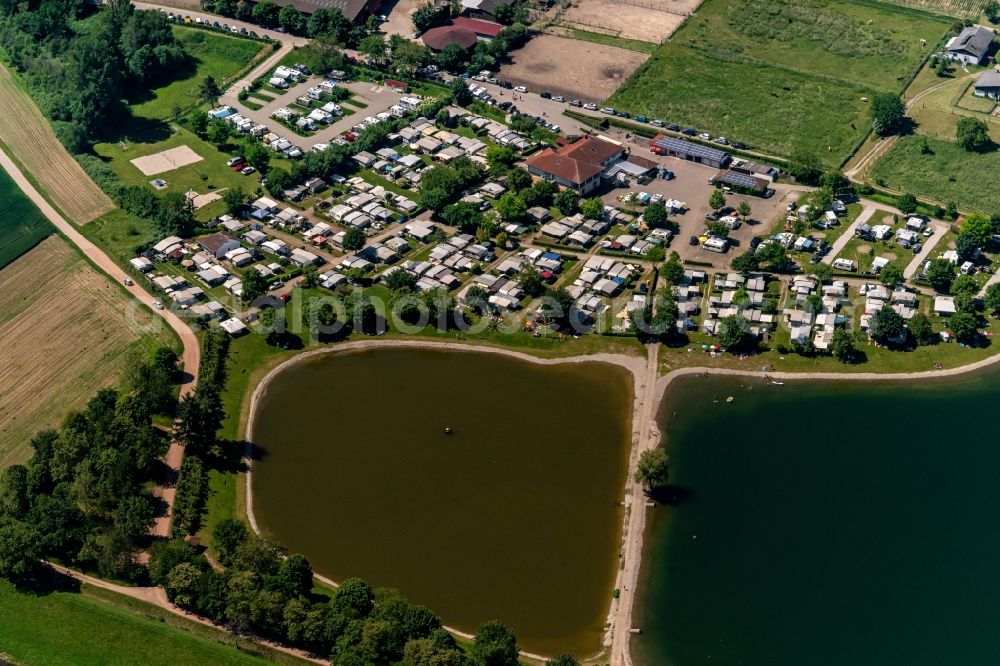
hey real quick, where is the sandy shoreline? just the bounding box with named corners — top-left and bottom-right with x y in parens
top-left (241, 338), bottom-right (1000, 666)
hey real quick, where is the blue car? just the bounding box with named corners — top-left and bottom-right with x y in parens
top-left (635, 115), bottom-right (648, 123)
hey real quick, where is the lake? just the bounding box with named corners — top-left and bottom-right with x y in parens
top-left (634, 370), bottom-right (1000, 666)
top-left (250, 347), bottom-right (634, 657)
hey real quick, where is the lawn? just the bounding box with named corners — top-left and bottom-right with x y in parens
top-left (907, 74), bottom-right (1000, 140)
top-left (606, 0), bottom-right (949, 164)
top-left (559, 28), bottom-right (658, 54)
top-left (93, 125), bottom-right (263, 201)
top-left (0, 166), bottom-right (53, 269)
top-left (0, 578), bottom-right (304, 666)
top-left (870, 134), bottom-right (1000, 213)
top-left (128, 27), bottom-right (267, 122)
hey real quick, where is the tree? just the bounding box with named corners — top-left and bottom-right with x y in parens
top-left (443, 201), bottom-right (483, 233)
top-left (949, 311), bottom-right (979, 341)
top-left (278, 4), bottom-right (306, 33)
top-left (386, 269), bottom-right (418, 292)
top-left (807, 261), bottom-right (832, 283)
top-left (517, 267), bottom-right (545, 298)
top-left (820, 171), bottom-right (852, 196)
top-left (199, 76), bottom-right (221, 105)
top-left (709, 189), bottom-right (726, 211)
top-left (359, 34), bottom-right (388, 65)
top-left (984, 282), bottom-right (1000, 316)
top-left (223, 186), bottom-right (247, 215)
top-left (473, 621), bottom-right (518, 666)
top-left (545, 656), bottom-right (580, 666)
top-left (495, 192), bottom-right (526, 222)
top-left (831, 328), bottom-right (856, 363)
top-left (871, 93), bottom-right (905, 136)
top-left (926, 258), bottom-right (955, 293)
top-left (908, 313), bottom-right (933, 345)
top-left (987, 0), bottom-right (1000, 23)
top-left (343, 227), bottom-right (366, 251)
top-left (717, 314), bottom-right (752, 351)
top-left (420, 187), bottom-right (449, 213)
top-left (879, 263), bottom-right (904, 287)
top-left (661, 253), bottom-right (684, 284)
top-left (956, 233), bottom-right (980, 262)
top-left (437, 43), bottom-right (467, 72)
top-left (869, 304), bottom-right (904, 343)
top-left (0, 519), bottom-right (41, 585)
top-left (486, 145), bottom-right (517, 171)
top-left (737, 200), bottom-right (752, 221)
top-left (895, 193), bottom-right (917, 215)
top-left (644, 201), bottom-right (668, 228)
top-left (553, 190), bottom-right (579, 216)
top-left (206, 119), bottom-right (232, 149)
top-left (393, 39), bottom-right (431, 75)
top-left (252, 0), bottom-right (280, 26)
top-left (448, 76), bottom-right (472, 106)
top-left (957, 116), bottom-right (991, 152)
top-left (731, 251), bottom-right (759, 275)
top-left (960, 213), bottom-right (993, 248)
top-left (243, 141), bottom-right (270, 173)
top-left (581, 197), bottom-right (604, 220)
top-left (634, 448), bottom-right (668, 490)
top-left (241, 269), bottom-right (268, 304)
top-left (505, 167), bottom-right (532, 192)
top-left (412, 2), bottom-right (449, 33)
top-left (788, 149), bottom-right (823, 185)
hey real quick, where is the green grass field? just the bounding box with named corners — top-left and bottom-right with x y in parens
top-left (0, 579), bottom-right (304, 666)
top-left (870, 134), bottom-right (1000, 213)
top-left (607, 43), bottom-right (872, 162)
top-left (607, 0), bottom-right (949, 164)
top-left (128, 27), bottom-right (266, 122)
top-left (0, 166), bottom-right (54, 269)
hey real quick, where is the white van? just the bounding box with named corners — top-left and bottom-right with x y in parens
top-left (832, 258), bottom-right (856, 271)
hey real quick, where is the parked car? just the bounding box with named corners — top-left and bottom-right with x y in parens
top-left (583, 102), bottom-right (597, 110)
top-left (666, 123), bottom-right (680, 131)
top-left (123, 277), bottom-right (134, 286)
top-left (682, 127), bottom-right (696, 136)
top-left (514, 85), bottom-right (528, 93)
top-left (212, 21), bottom-right (221, 28)
top-left (617, 111), bottom-right (631, 118)
top-left (732, 141), bottom-right (747, 149)
top-left (749, 236), bottom-right (762, 250)
top-left (152, 300), bottom-right (164, 310)
top-left (635, 115), bottom-right (648, 123)
top-left (600, 107), bottom-right (615, 114)
top-left (241, 166), bottom-right (256, 175)
top-left (226, 156), bottom-right (244, 167)
top-left (698, 132), bottom-right (711, 140)
top-left (569, 99), bottom-right (582, 107)
top-left (552, 95), bottom-right (565, 102)
top-left (649, 119), bottom-right (663, 127)
top-left (714, 136), bottom-right (728, 145)
top-left (539, 91), bottom-right (552, 99)
top-left (689, 235), bottom-right (700, 246)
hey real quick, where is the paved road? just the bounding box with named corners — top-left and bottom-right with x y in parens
top-left (903, 220), bottom-right (948, 279)
top-left (822, 204), bottom-right (876, 265)
top-left (0, 146), bottom-right (201, 538)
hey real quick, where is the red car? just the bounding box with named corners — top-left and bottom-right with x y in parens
top-left (231, 163), bottom-right (245, 171)
top-left (343, 132), bottom-right (357, 142)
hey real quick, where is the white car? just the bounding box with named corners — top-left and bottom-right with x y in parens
top-left (552, 95), bottom-right (565, 102)
top-left (600, 107), bottom-right (615, 114)
top-left (583, 102), bottom-right (597, 110)
top-left (123, 277), bottom-right (134, 286)
top-left (714, 136), bottom-right (729, 145)
top-left (152, 300), bottom-right (164, 310)
top-left (698, 133), bottom-right (711, 140)
top-left (514, 85), bottom-right (528, 93)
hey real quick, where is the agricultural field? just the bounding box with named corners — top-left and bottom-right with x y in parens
top-left (0, 579), bottom-right (303, 666)
top-left (870, 134), bottom-right (1000, 213)
top-left (882, 0), bottom-right (986, 18)
top-left (0, 236), bottom-right (171, 468)
top-left (128, 26), bottom-right (267, 123)
top-left (607, 0), bottom-right (950, 164)
top-left (0, 166), bottom-right (53, 269)
top-left (0, 64), bottom-right (114, 224)
top-left (607, 43), bottom-right (872, 162)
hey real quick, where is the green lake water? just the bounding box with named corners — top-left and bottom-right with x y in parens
top-left (250, 348), bottom-right (633, 657)
top-left (634, 370), bottom-right (1000, 666)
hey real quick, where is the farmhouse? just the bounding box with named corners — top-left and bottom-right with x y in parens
top-left (974, 68), bottom-right (1000, 100)
top-left (525, 136), bottom-right (625, 195)
top-left (945, 26), bottom-right (994, 66)
top-left (649, 135), bottom-right (731, 169)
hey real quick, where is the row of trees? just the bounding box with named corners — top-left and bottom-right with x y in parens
top-left (1, 0), bottom-right (191, 146)
top-left (0, 347), bottom-right (180, 585)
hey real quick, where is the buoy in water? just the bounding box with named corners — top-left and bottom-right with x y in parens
top-left (444, 427), bottom-right (453, 435)
top-left (726, 396), bottom-right (734, 403)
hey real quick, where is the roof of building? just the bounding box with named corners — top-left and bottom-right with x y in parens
top-left (948, 25), bottom-right (994, 58)
top-left (198, 232), bottom-right (237, 254)
top-left (976, 68), bottom-right (1000, 89)
top-left (451, 16), bottom-right (505, 37)
top-left (268, 0), bottom-right (374, 22)
top-left (652, 135), bottom-right (730, 162)
top-left (422, 25), bottom-right (478, 50)
top-left (714, 169), bottom-right (767, 192)
top-left (525, 137), bottom-right (624, 186)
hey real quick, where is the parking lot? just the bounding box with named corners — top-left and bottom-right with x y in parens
top-left (598, 152), bottom-right (793, 265)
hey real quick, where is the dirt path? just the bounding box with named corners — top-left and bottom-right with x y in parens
top-left (609, 343), bottom-right (659, 666)
top-left (47, 563), bottom-right (323, 665)
top-left (821, 203), bottom-right (876, 265)
top-left (0, 147), bottom-right (200, 538)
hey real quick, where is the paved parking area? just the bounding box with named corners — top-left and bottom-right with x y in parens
top-left (597, 152), bottom-right (791, 264)
top-left (237, 79), bottom-right (407, 145)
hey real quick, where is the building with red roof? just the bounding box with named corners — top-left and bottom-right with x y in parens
top-left (525, 136), bottom-right (626, 194)
top-left (422, 25), bottom-right (479, 50)
top-left (450, 16), bottom-right (505, 40)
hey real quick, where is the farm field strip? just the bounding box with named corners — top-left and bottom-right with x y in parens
top-left (0, 65), bottom-right (114, 224)
top-left (0, 237), bottom-right (163, 468)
